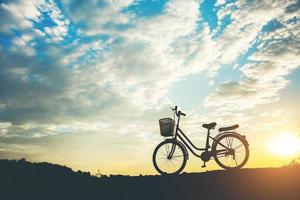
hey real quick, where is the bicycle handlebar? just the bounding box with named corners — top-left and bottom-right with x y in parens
top-left (171, 106), bottom-right (186, 117)
top-left (179, 111), bottom-right (186, 116)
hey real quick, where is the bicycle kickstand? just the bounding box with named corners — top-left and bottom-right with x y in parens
top-left (202, 162), bottom-right (206, 168)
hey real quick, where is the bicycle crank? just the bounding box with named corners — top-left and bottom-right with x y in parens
top-left (200, 151), bottom-right (212, 162)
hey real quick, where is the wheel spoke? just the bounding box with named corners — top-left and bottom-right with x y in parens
top-left (217, 141), bottom-right (230, 150)
top-left (226, 137), bottom-right (230, 148)
top-left (213, 134), bottom-right (248, 169)
top-left (154, 141), bottom-right (186, 174)
top-left (230, 137), bottom-right (234, 148)
top-left (166, 144), bottom-right (169, 155)
top-left (234, 143), bottom-right (243, 150)
top-left (160, 159), bottom-right (168, 168)
top-left (171, 155), bottom-right (184, 158)
top-left (171, 158), bottom-right (182, 163)
top-left (169, 160), bottom-right (177, 169)
top-left (167, 161), bottom-right (170, 172)
top-left (156, 157), bottom-right (169, 160)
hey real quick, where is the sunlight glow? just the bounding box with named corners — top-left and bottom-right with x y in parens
top-left (268, 133), bottom-right (300, 157)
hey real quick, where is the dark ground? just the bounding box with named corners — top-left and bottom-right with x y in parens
top-left (1, 159), bottom-right (300, 200)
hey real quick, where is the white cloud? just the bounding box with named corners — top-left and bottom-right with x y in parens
top-left (204, 1), bottom-right (300, 113)
top-left (211, 0), bottom-right (285, 65)
top-left (61, 0), bottom-right (134, 36)
top-left (0, 0), bottom-right (70, 43)
top-left (0, 143), bottom-right (39, 157)
top-left (2, 0), bottom-right (298, 134)
top-left (0, 0), bottom-right (43, 33)
top-left (60, 0), bottom-right (206, 110)
top-left (1, 0), bottom-right (300, 173)
top-left (40, 0), bottom-right (70, 42)
top-left (10, 34), bottom-right (36, 56)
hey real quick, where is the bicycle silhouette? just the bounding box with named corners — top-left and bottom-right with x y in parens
top-left (153, 106), bottom-right (249, 175)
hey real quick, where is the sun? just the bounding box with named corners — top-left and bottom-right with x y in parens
top-left (268, 133), bottom-right (300, 157)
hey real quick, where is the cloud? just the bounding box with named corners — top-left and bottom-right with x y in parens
top-left (215, 0), bottom-right (285, 64)
top-left (40, 0), bottom-right (70, 42)
top-left (63, 0), bottom-right (206, 109)
top-left (0, 0), bottom-right (299, 171)
top-left (60, 0), bottom-right (134, 36)
top-left (204, 1), bottom-right (300, 112)
top-left (285, 0), bottom-right (300, 13)
top-left (0, 142), bottom-right (39, 158)
top-left (0, 0), bottom-right (43, 33)
top-left (0, 33), bottom-right (170, 139)
top-left (1, 0), bottom-right (298, 135)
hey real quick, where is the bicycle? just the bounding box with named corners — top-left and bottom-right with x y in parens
top-left (153, 106), bottom-right (249, 175)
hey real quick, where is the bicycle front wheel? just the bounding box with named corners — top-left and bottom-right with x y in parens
top-left (212, 133), bottom-right (249, 169)
top-left (153, 140), bottom-right (187, 175)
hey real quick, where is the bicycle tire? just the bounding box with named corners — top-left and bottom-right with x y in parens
top-left (153, 140), bottom-right (187, 175)
top-left (212, 133), bottom-right (249, 169)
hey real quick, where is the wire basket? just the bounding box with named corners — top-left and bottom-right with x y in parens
top-left (159, 118), bottom-right (175, 137)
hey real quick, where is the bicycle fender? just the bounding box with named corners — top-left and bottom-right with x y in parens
top-left (165, 139), bottom-right (189, 160)
top-left (213, 132), bottom-right (249, 146)
top-left (241, 135), bottom-right (249, 146)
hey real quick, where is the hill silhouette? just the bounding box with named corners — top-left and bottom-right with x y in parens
top-left (1, 159), bottom-right (300, 200)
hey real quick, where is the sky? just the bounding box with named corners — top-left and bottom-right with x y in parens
top-left (0, 0), bottom-right (299, 175)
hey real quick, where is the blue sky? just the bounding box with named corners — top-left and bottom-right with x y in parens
top-left (0, 0), bottom-right (299, 174)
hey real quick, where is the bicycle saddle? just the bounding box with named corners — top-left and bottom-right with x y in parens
top-left (218, 124), bottom-right (239, 132)
top-left (202, 122), bottom-right (217, 130)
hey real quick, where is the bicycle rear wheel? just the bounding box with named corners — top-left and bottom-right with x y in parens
top-left (153, 140), bottom-right (187, 175)
top-left (212, 133), bottom-right (249, 169)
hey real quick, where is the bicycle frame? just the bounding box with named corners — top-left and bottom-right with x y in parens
top-left (176, 128), bottom-right (212, 158)
top-left (171, 114), bottom-right (229, 159)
